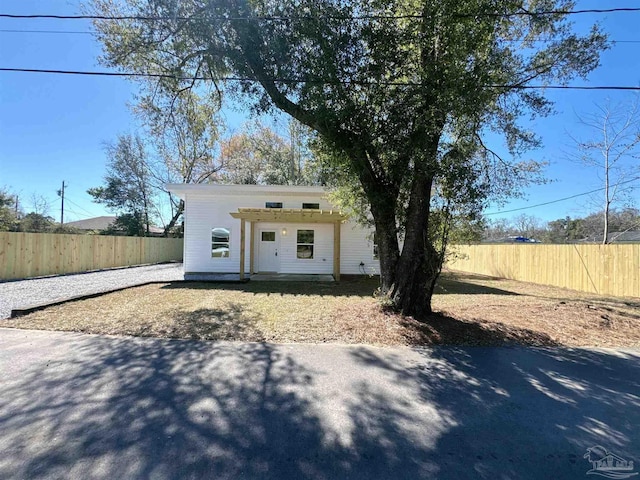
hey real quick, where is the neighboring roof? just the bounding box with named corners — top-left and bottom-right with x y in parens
top-left (166, 183), bottom-right (326, 200)
top-left (230, 208), bottom-right (347, 223)
top-left (64, 215), bottom-right (165, 234)
top-left (65, 216), bottom-right (116, 230)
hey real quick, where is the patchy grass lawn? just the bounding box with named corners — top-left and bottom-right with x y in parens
top-left (5, 272), bottom-right (640, 347)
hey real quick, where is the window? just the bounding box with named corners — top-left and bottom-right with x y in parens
top-left (265, 202), bottom-right (283, 208)
top-left (211, 227), bottom-right (230, 258)
top-left (373, 233), bottom-right (379, 259)
top-left (297, 229), bottom-right (314, 259)
top-left (261, 231), bottom-right (276, 242)
top-left (302, 202), bottom-right (320, 209)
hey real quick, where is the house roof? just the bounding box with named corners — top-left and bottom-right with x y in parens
top-left (65, 216), bottom-right (117, 230)
top-left (64, 215), bottom-right (165, 234)
top-left (230, 208), bottom-right (347, 223)
top-left (166, 183), bottom-right (326, 200)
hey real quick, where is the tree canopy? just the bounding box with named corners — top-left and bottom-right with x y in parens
top-left (90, 0), bottom-right (607, 316)
top-left (88, 133), bottom-right (157, 236)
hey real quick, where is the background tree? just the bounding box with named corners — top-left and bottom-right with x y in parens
top-left (88, 134), bottom-right (157, 236)
top-left (0, 188), bottom-right (20, 231)
top-left (134, 88), bottom-right (223, 236)
top-left (569, 98), bottom-right (640, 244)
top-left (91, 0), bottom-right (607, 317)
top-left (18, 213), bottom-right (55, 233)
top-left (219, 120), bottom-right (319, 185)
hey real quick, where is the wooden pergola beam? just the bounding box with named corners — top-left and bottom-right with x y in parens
top-left (230, 208), bottom-right (347, 223)
top-left (239, 218), bottom-right (245, 281)
top-left (333, 221), bottom-right (341, 281)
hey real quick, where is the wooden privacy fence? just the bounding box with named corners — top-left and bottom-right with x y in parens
top-left (0, 232), bottom-right (183, 280)
top-left (447, 244), bottom-right (640, 298)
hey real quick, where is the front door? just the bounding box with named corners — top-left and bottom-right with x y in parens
top-left (258, 230), bottom-right (280, 272)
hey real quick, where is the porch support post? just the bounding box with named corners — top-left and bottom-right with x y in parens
top-left (333, 221), bottom-right (341, 281)
top-left (240, 218), bottom-right (246, 280)
top-left (249, 221), bottom-right (255, 274)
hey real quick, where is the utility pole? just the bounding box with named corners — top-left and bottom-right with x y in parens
top-left (57, 181), bottom-right (66, 224)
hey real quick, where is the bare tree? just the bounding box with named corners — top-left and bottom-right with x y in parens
top-left (134, 88), bottom-right (224, 236)
top-left (569, 98), bottom-right (640, 244)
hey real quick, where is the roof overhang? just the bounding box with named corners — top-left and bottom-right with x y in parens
top-left (166, 183), bottom-right (327, 200)
top-left (230, 208), bottom-right (347, 223)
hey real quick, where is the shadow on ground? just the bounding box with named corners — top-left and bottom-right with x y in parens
top-left (1, 331), bottom-right (638, 479)
top-left (162, 273), bottom-right (518, 298)
top-left (347, 346), bottom-right (640, 479)
top-left (398, 313), bottom-right (558, 346)
top-left (165, 303), bottom-right (265, 342)
top-left (161, 275), bottom-right (381, 297)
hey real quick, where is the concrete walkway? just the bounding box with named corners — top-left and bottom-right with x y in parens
top-left (1, 329), bottom-right (638, 479)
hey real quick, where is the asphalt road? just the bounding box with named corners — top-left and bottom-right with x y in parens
top-left (1, 328), bottom-right (638, 479)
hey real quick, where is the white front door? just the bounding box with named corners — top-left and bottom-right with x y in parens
top-left (258, 230), bottom-right (280, 272)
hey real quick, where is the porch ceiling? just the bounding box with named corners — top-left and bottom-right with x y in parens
top-left (230, 208), bottom-right (347, 223)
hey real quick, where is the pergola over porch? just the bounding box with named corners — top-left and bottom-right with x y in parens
top-left (229, 208), bottom-right (348, 281)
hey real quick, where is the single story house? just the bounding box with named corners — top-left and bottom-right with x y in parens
top-left (166, 184), bottom-right (380, 280)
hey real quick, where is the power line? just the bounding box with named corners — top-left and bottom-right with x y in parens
top-left (484, 177), bottom-right (640, 216)
top-left (1, 7), bottom-right (640, 22)
top-left (2, 67), bottom-right (640, 91)
top-left (3, 28), bottom-right (640, 45)
top-left (65, 197), bottom-right (97, 217)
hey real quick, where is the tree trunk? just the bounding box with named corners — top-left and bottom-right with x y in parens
top-left (163, 200), bottom-right (184, 237)
top-left (370, 198), bottom-right (400, 294)
top-left (388, 173), bottom-right (440, 318)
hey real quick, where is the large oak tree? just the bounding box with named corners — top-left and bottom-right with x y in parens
top-left (90, 0), bottom-right (606, 317)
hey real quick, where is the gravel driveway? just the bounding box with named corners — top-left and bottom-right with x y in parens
top-left (0, 263), bottom-right (183, 319)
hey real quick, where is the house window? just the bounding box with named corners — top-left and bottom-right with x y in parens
top-left (265, 202), bottom-right (283, 208)
top-left (297, 229), bottom-right (314, 259)
top-left (211, 227), bottom-right (230, 258)
top-left (373, 233), bottom-right (379, 259)
top-left (302, 202), bottom-right (320, 209)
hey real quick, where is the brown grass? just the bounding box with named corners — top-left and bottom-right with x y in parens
top-left (4, 272), bottom-right (640, 347)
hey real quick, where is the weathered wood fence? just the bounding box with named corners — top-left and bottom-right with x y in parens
top-left (447, 244), bottom-right (640, 298)
top-left (0, 232), bottom-right (183, 280)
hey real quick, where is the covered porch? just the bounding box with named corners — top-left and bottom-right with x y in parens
top-left (230, 207), bottom-right (347, 281)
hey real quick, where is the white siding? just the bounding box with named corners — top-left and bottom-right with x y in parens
top-left (340, 222), bottom-right (380, 275)
top-left (181, 187), bottom-right (380, 275)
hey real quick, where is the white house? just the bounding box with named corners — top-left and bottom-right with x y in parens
top-left (166, 184), bottom-right (380, 280)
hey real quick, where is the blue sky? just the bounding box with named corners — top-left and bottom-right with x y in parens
top-left (1, 1), bottom-right (640, 225)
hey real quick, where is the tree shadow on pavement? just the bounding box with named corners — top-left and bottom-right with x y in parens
top-left (347, 345), bottom-right (640, 479)
top-left (1, 330), bottom-right (638, 480)
top-left (0, 334), bottom-right (433, 480)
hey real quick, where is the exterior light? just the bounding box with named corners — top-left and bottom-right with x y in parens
top-left (282, 228), bottom-right (287, 236)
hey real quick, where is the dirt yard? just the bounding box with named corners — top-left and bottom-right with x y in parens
top-left (4, 272), bottom-right (640, 347)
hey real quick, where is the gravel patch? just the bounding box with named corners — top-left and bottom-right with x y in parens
top-left (0, 263), bottom-right (184, 319)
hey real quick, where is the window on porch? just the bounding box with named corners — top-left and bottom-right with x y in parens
top-left (297, 229), bottom-right (314, 259)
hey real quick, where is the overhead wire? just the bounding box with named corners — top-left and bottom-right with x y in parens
top-left (484, 177), bottom-right (640, 216)
top-left (1, 7), bottom-right (640, 21)
top-left (2, 67), bottom-right (640, 91)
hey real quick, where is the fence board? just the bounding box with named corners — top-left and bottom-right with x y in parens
top-left (0, 232), bottom-right (183, 280)
top-left (447, 244), bottom-right (640, 298)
